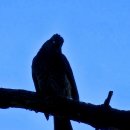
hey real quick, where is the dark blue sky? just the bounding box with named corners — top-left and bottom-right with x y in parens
top-left (0, 0), bottom-right (130, 130)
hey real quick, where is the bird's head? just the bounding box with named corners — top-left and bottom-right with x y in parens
top-left (39, 34), bottom-right (64, 55)
top-left (51, 34), bottom-right (64, 50)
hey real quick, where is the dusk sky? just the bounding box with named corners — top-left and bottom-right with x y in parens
top-left (0, 0), bottom-right (130, 130)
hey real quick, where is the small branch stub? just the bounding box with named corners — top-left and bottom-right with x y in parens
top-left (104, 91), bottom-right (113, 107)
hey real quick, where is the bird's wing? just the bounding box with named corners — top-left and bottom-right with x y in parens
top-left (61, 54), bottom-right (79, 101)
top-left (32, 70), bottom-right (40, 94)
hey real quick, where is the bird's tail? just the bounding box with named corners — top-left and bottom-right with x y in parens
top-left (54, 116), bottom-right (73, 130)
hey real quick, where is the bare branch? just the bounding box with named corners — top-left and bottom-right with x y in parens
top-left (104, 91), bottom-right (113, 107)
top-left (0, 88), bottom-right (130, 129)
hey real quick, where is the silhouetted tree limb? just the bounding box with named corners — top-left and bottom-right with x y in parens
top-left (104, 91), bottom-right (113, 106)
top-left (0, 88), bottom-right (130, 129)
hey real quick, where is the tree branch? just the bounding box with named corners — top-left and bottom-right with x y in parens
top-left (104, 91), bottom-right (113, 106)
top-left (0, 88), bottom-right (129, 129)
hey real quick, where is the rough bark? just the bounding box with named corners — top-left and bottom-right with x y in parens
top-left (0, 88), bottom-right (129, 129)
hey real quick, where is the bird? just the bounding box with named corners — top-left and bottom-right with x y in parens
top-left (32, 34), bottom-right (79, 130)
